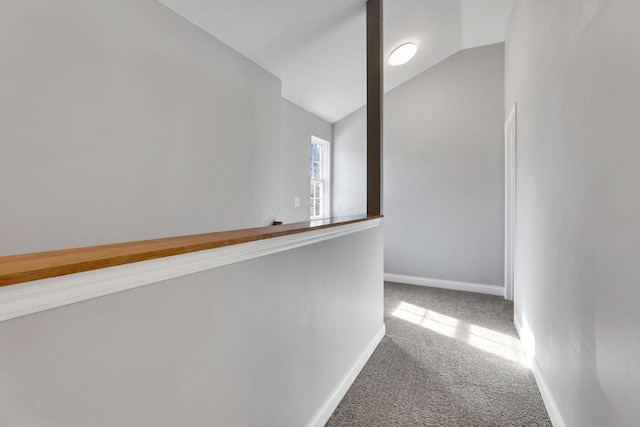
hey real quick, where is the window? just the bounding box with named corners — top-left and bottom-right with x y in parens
top-left (310, 136), bottom-right (331, 219)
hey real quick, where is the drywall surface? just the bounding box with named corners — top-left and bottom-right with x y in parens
top-left (0, 0), bottom-right (330, 257)
top-left (278, 99), bottom-right (332, 223)
top-left (333, 44), bottom-right (505, 286)
top-left (384, 44), bottom-right (505, 287)
top-left (0, 226), bottom-right (384, 427)
top-left (506, 1), bottom-right (640, 425)
top-left (332, 108), bottom-right (368, 217)
top-left (333, 44), bottom-right (504, 286)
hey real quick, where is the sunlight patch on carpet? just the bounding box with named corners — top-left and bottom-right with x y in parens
top-left (392, 301), bottom-right (530, 368)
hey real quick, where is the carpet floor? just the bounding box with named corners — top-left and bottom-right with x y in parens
top-left (326, 282), bottom-right (552, 427)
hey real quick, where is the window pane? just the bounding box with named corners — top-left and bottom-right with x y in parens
top-left (311, 143), bottom-right (320, 162)
top-left (310, 138), bottom-right (329, 218)
top-left (311, 161), bottom-right (321, 180)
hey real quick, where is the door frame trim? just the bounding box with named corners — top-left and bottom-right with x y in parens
top-left (504, 103), bottom-right (517, 301)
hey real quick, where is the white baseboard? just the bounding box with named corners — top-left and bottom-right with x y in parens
top-left (384, 273), bottom-right (503, 297)
top-left (514, 317), bottom-right (566, 427)
top-left (306, 323), bottom-right (386, 427)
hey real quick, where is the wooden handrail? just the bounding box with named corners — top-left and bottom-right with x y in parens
top-left (0, 215), bottom-right (381, 287)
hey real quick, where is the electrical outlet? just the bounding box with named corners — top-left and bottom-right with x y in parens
top-left (294, 197), bottom-right (301, 207)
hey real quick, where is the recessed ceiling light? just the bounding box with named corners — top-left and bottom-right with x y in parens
top-left (388, 43), bottom-right (417, 66)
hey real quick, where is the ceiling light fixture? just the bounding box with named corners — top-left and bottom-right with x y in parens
top-left (388, 42), bottom-right (417, 66)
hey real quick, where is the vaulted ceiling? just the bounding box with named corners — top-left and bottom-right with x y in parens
top-left (158, 0), bottom-right (513, 123)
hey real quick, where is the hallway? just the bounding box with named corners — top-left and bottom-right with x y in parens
top-left (327, 282), bottom-right (551, 426)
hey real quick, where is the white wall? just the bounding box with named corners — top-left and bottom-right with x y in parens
top-left (278, 100), bottom-right (332, 223)
top-left (0, 0), bottom-right (330, 257)
top-left (0, 226), bottom-right (384, 426)
top-left (506, 1), bottom-right (640, 425)
top-left (333, 44), bottom-right (505, 287)
top-left (332, 108), bottom-right (368, 217)
top-left (385, 44), bottom-right (505, 287)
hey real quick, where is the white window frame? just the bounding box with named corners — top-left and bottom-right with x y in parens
top-left (310, 136), bottom-right (331, 219)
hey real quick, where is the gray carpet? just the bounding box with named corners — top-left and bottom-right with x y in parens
top-left (326, 282), bottom-right (552, 427)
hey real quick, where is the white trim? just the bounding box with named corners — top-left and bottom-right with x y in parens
top-left (384, 273), bottom-right (503, 296)
top-left (0, 218), bottom-right (381, 323)
top-left (306, 323), bottom-right (386, 427)
top-left (504, 103), bottom-right (517, 301)
top-left (310, 135), bottom-right (331, 220)
top-left (514, 317), bottom-right (566, 427)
